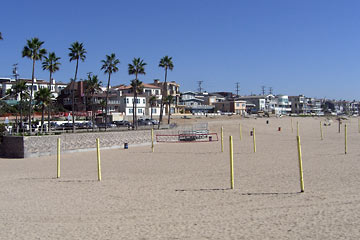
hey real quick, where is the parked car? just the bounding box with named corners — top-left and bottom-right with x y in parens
top-left (149, 119), bottom-right (159, 125)
top-left (138, 119), bottom-right (152, 126)
top-left (78, 122), bottom-right (96, 129)
top-left (113, 120), bottom-right (131, 127)
top-left (97, 123), bottom-right (117, 128)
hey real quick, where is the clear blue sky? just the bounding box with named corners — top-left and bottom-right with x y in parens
top-left (1, 0), bottom-right (359, 100)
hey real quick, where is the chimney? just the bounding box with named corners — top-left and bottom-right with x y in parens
top-left (154, 79), bottom-right (160, 84)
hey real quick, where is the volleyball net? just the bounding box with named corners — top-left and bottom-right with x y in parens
top-left (156, 123), bottom-right (218, 143)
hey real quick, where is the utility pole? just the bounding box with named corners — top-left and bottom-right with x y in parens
top-left (197, 81), bottom-right (203, 93)
top-left (235, 82), bottom-right (240, 96)
top-left (269, 87), bottom-right (273, 95)
top-left (261, 86), bottom-right (266, 95)
top-left (12, 63), bottom-right (19, 81)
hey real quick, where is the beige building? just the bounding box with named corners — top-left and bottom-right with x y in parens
top-left (152, 79), bottom-right (180, 114)
top-left (214, 100), bottom-right (246, 115)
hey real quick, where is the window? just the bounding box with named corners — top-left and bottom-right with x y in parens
top-left (124, 99), bottom-right (126, 104)
top-left (236, 103), bottom-right (240, 107)
top-left (152, 108), bottom-right (157, 113)
top-left (155, 90), bottom-right (159, 95)
top-left (138, 109), bottom-right (142, 113)
top-left (127, 98), bottom-right (129, 103)
top-left (137, 99), bottom-right (140, 104)
top-left (143, 99), bottom-right (145, 104)
top-left (129, 108), bottom-right (133, 114)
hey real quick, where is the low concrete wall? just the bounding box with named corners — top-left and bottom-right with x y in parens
top-left (0, 129), bottom-right (156, 158)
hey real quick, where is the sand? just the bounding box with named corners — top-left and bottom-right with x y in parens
top-left (0, 116), bottom-right (360, 239)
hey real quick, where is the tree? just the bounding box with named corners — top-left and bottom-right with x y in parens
top-left (84, 74), bottom-right (102, 127)
top-left (101, 53), bottom-right (120, 130)
top-left (149, 95), bottom-right (157, 120)
top-left (0, 32), bottom-right (3, 40)
top-left (22, 38), bottom-right (47, 132)
top-left (128, 58), bottom-right (146, 130)
top-left (42, 52), bottom-right (61, 133)
top-left (35, 88), bottom-right (52, 133)
top-left (6, 80), bottom-right (28, 132)
top-left (158, 56), bottom-right (174, 129)
top-left (166, 95), bottom-right (174, 124)
top-left (130, 79), bottom-right (144, 129)
top-left (69, 41), bottom-right (87, 132)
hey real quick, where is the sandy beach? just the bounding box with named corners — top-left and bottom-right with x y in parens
top-left (0, 116), bottom-right (360, 239)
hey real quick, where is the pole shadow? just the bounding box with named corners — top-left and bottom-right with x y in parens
top-left (175, 188), bottom-right (302, 195)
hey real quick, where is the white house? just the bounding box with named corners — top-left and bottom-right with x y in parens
top-left (0, 77), bottom-right (67, 100)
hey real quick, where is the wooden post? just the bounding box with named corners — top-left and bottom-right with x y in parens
top-left (151, 128), bottom-right (154, 152)
top-left (320, 121), bottom-right (323, 140)
top-left (345, 124), bottom-right (347, 154)
top-left (296, 136), bottom-right (305, 192)
top-left (57, 138), bottom-right (60, 178)
top-left (229, 136), bottom-right (234, 189)
top-left (96, 138), bottom-right (102, 181)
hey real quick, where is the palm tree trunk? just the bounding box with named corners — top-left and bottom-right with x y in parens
top-left (40, 105), bottom-right (45, 133)
top-left (105, 73), bottom-right (111, 131)
top-left (72, 59), bottom-right (79, 133)
top-left (150, 105), bottom-right (153, 120)
top-left (29, 58), bottom-right (36, 133)
top-left (168, 103), bottom-right (171, 124)
top-left (48, 71), bottom-right (52, 133)
top-left (20, 94), bottom-right (23, 134)
top-left (158, 67), bottom-right (167, 129)
top-left (135, 91), bottom-right (138, 130)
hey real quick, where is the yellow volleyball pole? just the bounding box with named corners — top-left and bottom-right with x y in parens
top-left (296, 136), bottom-right (305, 192)
top-left (320, 121), bottom-right (323, 140)
top-left (221, 126), bottom-right (224, 152)
top-left (291, 118), bottom-right (293, 133)
top-left (239, 123), bottom-right (242, 141)
top-left (345, 124), bottom-right (347, 154)
top-left (57, 138), bottom-right (60, 178)
top-left (229, 136), bottom-right (234, 189)
top-left (96, 138), bottom-right (102, 181)
top-left (297, 121), bottom-right (299, 137)
top-left (151, 128), bottom-right (154, 152)
top-left (253, 127), bottom-right (256, 153)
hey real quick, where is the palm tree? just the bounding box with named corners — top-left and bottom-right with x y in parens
top-left (35, 88), bottom-right (52, 133)
top-left (6, 80), bottom-right (28, 132)
top-left (42, 52), bottom-right (61, 133)
top-left (128, 58), bottom-right (146, 130)
top-left (149, 95), bottom-right (157, 120)
top-left (158, 56), bottom-right (174, 129)
top-left (99, 99), bottom-right (106, 120)
top-left (166, 95), bottom-right (174, 124)
top-left (22, 38), bottom-right (47, 132)
top-left (101, 53), bottom-right (120, 130)
top-left (130, 79), bottom-right (144, 129)
top-left (84, 74), bottom-right (102, 127)
top-left (69, 41), bottom-right (87, 132)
